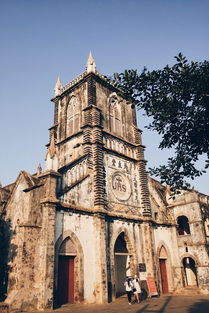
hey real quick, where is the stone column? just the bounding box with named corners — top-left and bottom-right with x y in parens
top-left (140, 221), bottom-right (156, 278)
top-left (38, 201), bottom-right (57, 310)
top-left (93, 213), bottom-right (108, 303)
top-left (38, 171), bottom-right (60, 310)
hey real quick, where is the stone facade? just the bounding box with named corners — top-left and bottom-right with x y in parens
top-left (0, 54), bottom-right (209, 311)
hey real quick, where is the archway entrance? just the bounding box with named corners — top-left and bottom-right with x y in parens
top-left (182, 257), bottom-right (198, 287)
top-left (57, 237), bottom-right (77, 305)
top-left (159, 246), bottom-right (169, 294)
top-left (114, 232), bottom-right (131, 297)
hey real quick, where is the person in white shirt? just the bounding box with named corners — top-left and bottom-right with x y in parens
top-left (124, 277), bottom-right (133, 305)
top-left (132, 275), bottom-right (141, 304)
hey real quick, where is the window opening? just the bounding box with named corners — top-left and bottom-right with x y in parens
top-left (67, 96), bottom-right (80, 136)
top-left (177, 216), bottom-right (190, 235)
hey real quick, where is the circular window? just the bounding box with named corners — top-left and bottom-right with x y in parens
top-left (111, 171), bottom-right (132, 201)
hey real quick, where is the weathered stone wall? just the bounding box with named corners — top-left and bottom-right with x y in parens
top-left (55, 211), bottom-right (105, 303)
top-left (4, 170), bottom-right (59, 311)
top-left (57, 134), bottom-right (84, 169)
top-left (55, 210), bottom-right (157, 304)
top-left (4, 174), bottom-right (44, 310)
top-left (153, 225), bottom-right (182, 292)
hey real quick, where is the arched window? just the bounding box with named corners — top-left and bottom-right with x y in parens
top-left (114, 232), bottom-right (128, 254)
top-left (67, 96), bottom-right (80, 136)
top-left (159, 246), bottom-right (167, 259)
top-left (59, 237), bottom-right (77, 256)
top-left (177, 216), bottom-right (191, 235)
top-left (109, 95), bottom-right (122, 137)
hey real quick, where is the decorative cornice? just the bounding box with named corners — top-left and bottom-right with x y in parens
top-left (103, 147), bottom-right (147, 164)
top-left (38, 170), bottom-right (62, 179)
top-left (57, 201), bottom-right (174, 226)
top-left (40, 197), bottom-right (60, 204)
top-left (19, 224), bottom-right (42, 228)
top-left (103, 130), bottom-right (145, 149)
top-left (23, 184), bottom-right (44, 193)
top-left (48, 123), bottom-right (58, 130)
top-left (58, 174), bottom-right (90, 197)
top-left (51, 71), bottom-right (121, 101)
top-left (56, 130), bottom-right (83, 146)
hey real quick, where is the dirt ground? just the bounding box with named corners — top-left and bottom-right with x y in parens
top-left (33, 294), bottom-right (209, 313)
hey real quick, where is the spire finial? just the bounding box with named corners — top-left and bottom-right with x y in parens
top-left (54, 76), bottom-right (62, 96)
top-left (37, 163), bottom-right (42, 176)
top-left (86, 52), bottom-right (96, 73)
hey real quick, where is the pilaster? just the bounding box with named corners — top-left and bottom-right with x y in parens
top-left (136, 144), bottom-right (152, 217)
top-left (140, 221), bottom-right (156, 278)
top-left (83, 75), bottom-right (106, 209)
top-left (38, 171), bottom-right (60, 309)
top-left (93, 213), bottom-right (108, 303)
top-left (38, 202), bottom-right (56, 310)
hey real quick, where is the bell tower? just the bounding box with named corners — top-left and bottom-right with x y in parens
top-left (45, 54), bottom-right (155, 304)
top-left (46, 53), bottom-right (151, 217)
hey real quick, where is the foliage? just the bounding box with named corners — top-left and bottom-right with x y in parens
top-left (113, 54), bottom-right (209, 191)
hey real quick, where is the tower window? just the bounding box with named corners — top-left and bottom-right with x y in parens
top-left (66, 96), bottom-right (80, 136)
top-left (177, 216), bottom-right (191, 235)
top-left (109, 96), bottom-right (122, 137)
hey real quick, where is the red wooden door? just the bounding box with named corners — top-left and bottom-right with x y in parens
top-left (68, 257), bottom-right (74, 303)
top-left (159, 259), bottom-right (169, 294)
top-left (58, 256), bottom-right (75, 304)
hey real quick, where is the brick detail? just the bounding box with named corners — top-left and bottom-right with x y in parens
top-left (87, 77), bottom-right (96, 106)
top-left (92, 107), bottom-right (101, 126)
top-left (83, 109), bottom-right (92, 126)
top-left (138, 160), bottom-right (151, 216)
top-left (134, 127), bottom-right (142, 145)
top-left (83, 126), bottom-right (93, 169)
top-left (92, 130), bottom-right (105, 206)
top-left (135, 145), bottom-right (152, 216)
top-left (84, 77), bottom-right (106, 207)
top-left (54, 100), bottom-right (59, 124)
top-left (136, 145), bottom-right (144, 160)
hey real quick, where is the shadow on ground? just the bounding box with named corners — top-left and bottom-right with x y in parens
top-left (188, 298), bottom-right (209, 313)
top-left (51, 295), bottom-right (209, 313)
top-left (136, 296), bottom-right (172, 313)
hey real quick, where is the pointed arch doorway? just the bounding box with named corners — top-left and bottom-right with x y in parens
top-left (57, 237), bottom-right (77, 305)
top-left (159, 246), bottom-right (169, 294)
top-left (114, 232), bottom-right (132, 297)
top-left (182, 257), bottom-right (198, 287)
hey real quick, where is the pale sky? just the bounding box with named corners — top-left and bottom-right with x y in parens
top-left (0, 0), bottom-right (208, 194)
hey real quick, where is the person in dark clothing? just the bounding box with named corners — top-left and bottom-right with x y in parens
top-left (124, 277), bottom-right (133, 305)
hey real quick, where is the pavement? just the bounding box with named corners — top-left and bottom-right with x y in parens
top-left (33, 294), bottom-right (209, 313)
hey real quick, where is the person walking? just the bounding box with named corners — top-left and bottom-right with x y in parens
top-left (132, 275), bottom-right (141, 303)
top-left (124, 277), bottom-right (133, 305)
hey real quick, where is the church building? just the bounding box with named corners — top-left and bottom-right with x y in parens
top-left (0, 54), bottom-right (209, 312)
